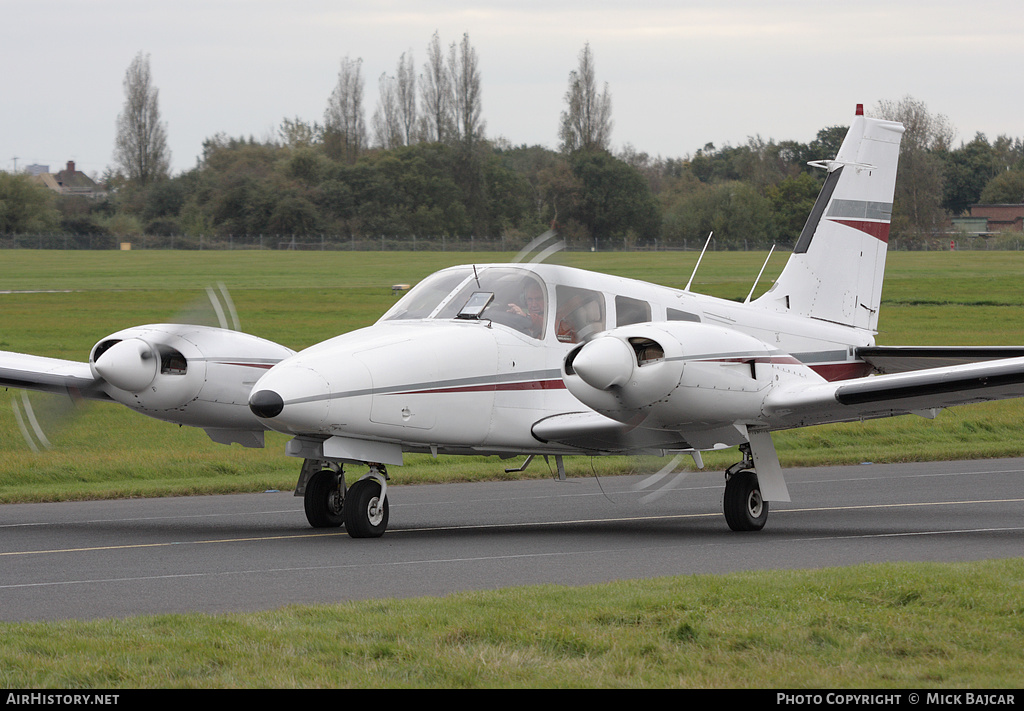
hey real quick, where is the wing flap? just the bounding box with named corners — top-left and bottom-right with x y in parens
top-left (858, 346), bottom-right (1024, 374)
top-left (765, 356), bottom-right (1024, 428)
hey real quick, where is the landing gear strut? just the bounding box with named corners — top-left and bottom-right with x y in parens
top-left (723, 443), bottom-right (768, 531)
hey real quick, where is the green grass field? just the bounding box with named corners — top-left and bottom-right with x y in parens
top-left (2, 249), bottom-right (1024, 689)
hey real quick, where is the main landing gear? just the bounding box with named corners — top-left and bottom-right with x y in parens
top-left (297, 459), bottom-right (390, 538)
top-left (723, 443), bottom-right (768, 531)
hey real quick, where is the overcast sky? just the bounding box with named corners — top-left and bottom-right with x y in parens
top-left (4, 1), bottom-right (1023, 178)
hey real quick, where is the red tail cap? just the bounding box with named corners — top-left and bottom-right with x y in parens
top-left (855, 103), bottom-right (864, 116)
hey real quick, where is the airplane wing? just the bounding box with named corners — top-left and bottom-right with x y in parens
top-left (764, 355), bottom-right (1024, 430)
top-left (858, 346), bottom-right (1024, 374)
top-left (0, 351), bottom-right (109, 400)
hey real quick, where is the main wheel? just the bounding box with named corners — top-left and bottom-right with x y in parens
top-left (304, 470), bottom-right (345, 528)
top-left (344, 478), bottom-right (389, 538)
top-left (723, 470), bottom-right (768, 531)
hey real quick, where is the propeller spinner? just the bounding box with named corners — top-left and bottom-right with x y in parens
top-left (568, 336), bottom-right (635, 390)
top-left (91, 338), bottom-right (159, 392)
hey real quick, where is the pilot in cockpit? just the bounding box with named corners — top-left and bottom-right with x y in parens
top-left (507, 281), bottom-right (546, 338)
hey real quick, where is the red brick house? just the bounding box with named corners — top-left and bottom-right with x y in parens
top-left (969, 204), bottom-right (1024, 233)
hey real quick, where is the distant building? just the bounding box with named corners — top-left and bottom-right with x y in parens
top-left (950, 215), bottom-right (990, 236)
top-left (33, 161), bottom-right (106, 199)
top-left (967, 204), bottom-right (1024, 233)
top-left (25, 164), bottom-right (49, 176)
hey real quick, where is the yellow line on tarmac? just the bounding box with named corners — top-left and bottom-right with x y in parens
top-left (0, 531), bottom-right (346, 557)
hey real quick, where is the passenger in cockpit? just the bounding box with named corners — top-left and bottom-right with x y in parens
top-left (555, 287), bottom-right (605, 343)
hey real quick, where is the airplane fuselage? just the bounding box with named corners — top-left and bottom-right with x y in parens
top-left (249, 262), bottom-right (877, 462)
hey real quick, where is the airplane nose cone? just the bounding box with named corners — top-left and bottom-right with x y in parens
top-left (248, 363), bottom-right (339, 435)
top-left (249, 389), bottom-right (284, 419)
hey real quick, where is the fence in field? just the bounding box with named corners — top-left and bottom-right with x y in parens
top-left (1, 232), bottom-right (1023, 252)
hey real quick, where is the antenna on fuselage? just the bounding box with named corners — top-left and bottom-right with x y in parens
top-left (684, 232), bottom-right (713, 292)
top-left (743, 245), bottom-right (776, 304)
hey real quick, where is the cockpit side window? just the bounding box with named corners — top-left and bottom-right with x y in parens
top-left (615, 296), bottom-right (651, 326)
top-left (555, 286), bottom-right (605, 343)
top-left (382, 268), bottom-right (473, 321)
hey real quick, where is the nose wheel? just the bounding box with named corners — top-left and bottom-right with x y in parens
top-left (299, 461), bottom-right (390, 537)
top-left (344, 475), bottom-right (389, 538)
top-left (303, 468), bottom-right (346, 528)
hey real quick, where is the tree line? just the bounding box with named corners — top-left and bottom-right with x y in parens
top-left (3, 38), bottom-right (1024, 251)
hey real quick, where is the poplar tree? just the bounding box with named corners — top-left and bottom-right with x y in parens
top-left (113, 52), bottom-right (170, 184)
top-left (558, 43), bottom-right (613, 154)
top-left (325, 56), bottom-right (367, 163)
top-left (420, 31), bottom-right (452, 143)
top-left (372, 51), bottom-right (419, 149)
top-left (395, 50), bottom-right (418, 145)
top-left (449, 33), bottom-right (484, 149)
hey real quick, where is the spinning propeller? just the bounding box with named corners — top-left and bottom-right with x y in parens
top-left (9, 283), bottom-right (247, 452)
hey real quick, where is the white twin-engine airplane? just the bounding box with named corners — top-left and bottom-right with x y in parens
top-left (6, 105), bottom-right (1024, 538)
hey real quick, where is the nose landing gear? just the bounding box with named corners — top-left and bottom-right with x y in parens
top-left (298, 460), bottom-right (390, 538)
top-left (303, 465), bottom-right (346, 528)
top-left (344, 473), bottom-right (389, 538)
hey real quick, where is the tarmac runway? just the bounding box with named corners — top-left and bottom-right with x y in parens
top-left (2, 457), bottom-right (1022, 621)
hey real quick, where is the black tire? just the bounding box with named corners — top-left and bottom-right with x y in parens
top-left (723, 470), bottom-right (768, 531)
top-left (344, 478), bottom-right (389, 538)
top-left (304, 470), bottom-right (345, 528)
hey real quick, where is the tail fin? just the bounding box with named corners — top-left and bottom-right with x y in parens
top-left (754, 105), bottom-right (905, 331)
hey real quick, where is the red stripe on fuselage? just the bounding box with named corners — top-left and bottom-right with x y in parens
top-left (217, 362), bottom-right (277, 369)
top-left (404, 379), bottom-right (567, 395)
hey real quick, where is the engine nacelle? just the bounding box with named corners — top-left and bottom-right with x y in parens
top-left (563, 321), bottom-right (820, 431)
top-left (90, 324), bottom-right (295, 430)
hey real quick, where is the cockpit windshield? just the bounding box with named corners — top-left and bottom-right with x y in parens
top-left (382, 267), bottom-right (548, 339)
top-left (380, 268), bottom-right (473, 321)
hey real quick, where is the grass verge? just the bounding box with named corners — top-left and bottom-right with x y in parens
top-left (2, 559), bottom-right (1022, 688)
